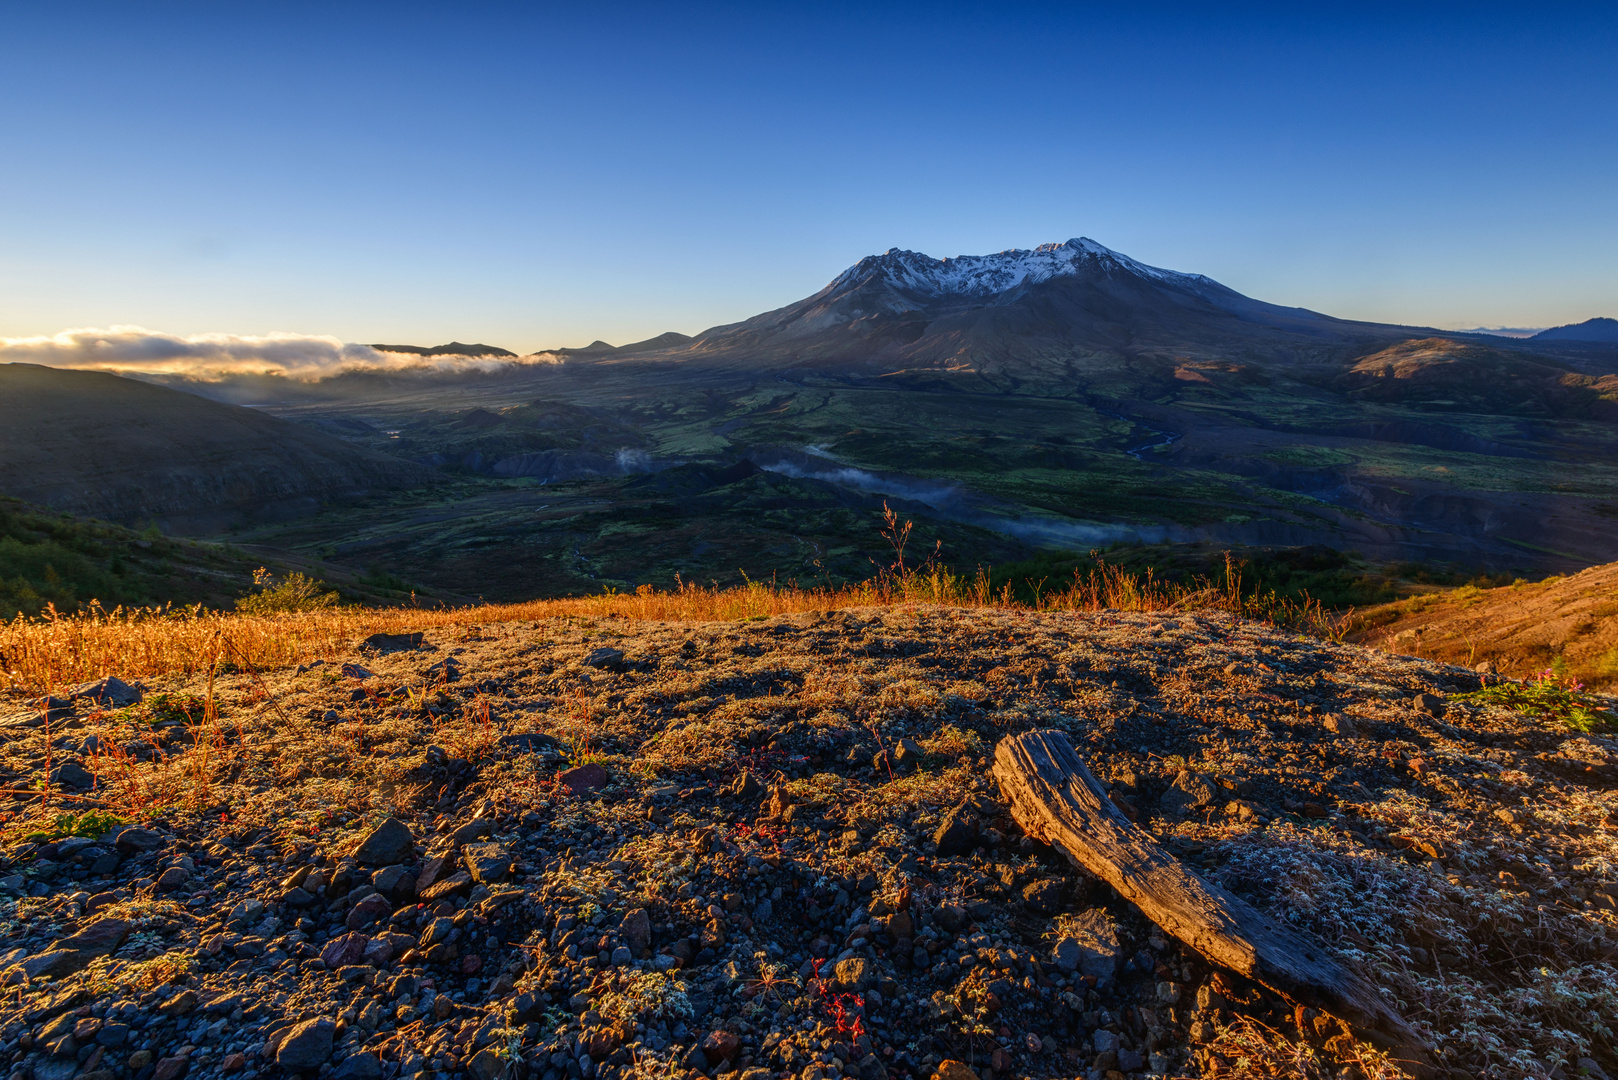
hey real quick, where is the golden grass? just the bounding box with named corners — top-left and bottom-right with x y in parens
top-left (0, 561), bottom-right (1335, 696)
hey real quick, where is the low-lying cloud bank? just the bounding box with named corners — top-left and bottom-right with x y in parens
top-left (0, 326), bottom-right (552, 380)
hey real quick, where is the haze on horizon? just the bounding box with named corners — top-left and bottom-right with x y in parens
top-left (1, 4), bottom-right (1614, 358)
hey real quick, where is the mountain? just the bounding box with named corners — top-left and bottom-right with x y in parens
top-left (627, 237), bottom-right (1429, 374)
top-left (368, 341), bottom-right (517, 357)
top-left (1531, 317), bottom-right (1618, 343)
top-left (0, 363), bottom-right (432, 530)
top-left (104, 238), bottom-right (1618, 589)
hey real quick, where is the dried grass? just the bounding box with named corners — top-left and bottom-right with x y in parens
top-left (0, 561), bottom-right (1336, 696)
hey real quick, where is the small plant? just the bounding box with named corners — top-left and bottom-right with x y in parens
top-left (236, 567), bottom-right (339, 615)
top-left (20, 808), bottom-right (127, 842)
top-left (1458, 668), bottom-right (1617, 732)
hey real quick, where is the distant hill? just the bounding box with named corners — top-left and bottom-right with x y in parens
top-left (1531, 317), bottom-right (1618, 343)
top-left (368, 341), bottom-right (517, 357)
top-left (1333, 337), bottom-right (1618, 418)
top-left (0, 364), bottom-right (431, 531)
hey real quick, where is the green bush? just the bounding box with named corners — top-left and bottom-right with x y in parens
top-left (235, 567), bottom-right (339, 615)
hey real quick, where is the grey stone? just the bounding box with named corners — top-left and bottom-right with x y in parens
top-left (498, 732), bottom-right (562, 755)
top-left (462, 842), bottom-right (509, 884)
top-left (113, 827), bottom-right (164, 854)
top-left (1021, 879), bottom-right (1063, 914)
top-left (372, 865), bottom-right (414, 898)
top-left (359, 632), bottom-right (424, 655)
top-left (70, 677), bottom-right (142, 708)
top-left (334, 1053), bottom-right (383, 1080)
top-left (931, 807), bottom-right (979, 855)
top-left (49, 760), bottom-right (96, 789)
top-left (583, 646), bottom-right (625, 671)
top-left (1159, 770), bottom-right (1218, 818)
top-left (20, 950), bottom-right (79, 979)
top-left (228, 899), bottom-right (265, 924)
top-left (276, 1018), bottom-right (336, 1071)
top-left (466, 1049), bottom-right (506, 1080)
top-left (620, 907), bottom-right (652, 954)
top-left (156, 867), bottom-right (189, 890)
top-left (1051, 909), bottom-right (1120, 979)
top-left (892, 738), bottom-right (925, 769)
top-left (57, 917), bottom-right (130, 958)
top-left (354, 817), bottom-right (415, 866)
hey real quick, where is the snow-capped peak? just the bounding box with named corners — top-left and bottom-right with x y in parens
top-left (829, 237), bottom-right (1211, 297)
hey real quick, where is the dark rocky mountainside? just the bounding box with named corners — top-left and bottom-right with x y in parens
top-left (0, 364), bottom-right (431, 531)
top-left (1532, 318), bottom-right (1618, 343)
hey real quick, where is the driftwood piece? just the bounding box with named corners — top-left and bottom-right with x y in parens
top-left (993, 729), bottom-right (1434, 1078)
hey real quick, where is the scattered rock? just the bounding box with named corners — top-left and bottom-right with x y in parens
top-left (49, 760), bottom-right (96, 789)
top-left (1021, 879), bottom-right (1063, 914)
top-left (320, 932), bottom-right (369, 969)
top-left (620, 907), bottom-right (652, 954)
top-left (892, 737), bottom-right (925, 769)
top-left (834, 957), bottom-right (869, 989)
top-left (934, 1061), bottom-right (980, 1080)
top-left (113, 826), bottom-right (164, 854)
top-left (583, 647), bottom-right (625, 671)
top-left (70, 677), bottom-right (142, 708)
top-left (462, 842), bottom-right (509, 884)
top-left (559, 763), bottom-right (608, 793)
top-left (498, 732), bottom-right (562, 755)
top-left (1159, 769), bottom-right (1218, 817)
top-left (276, 1018), bottom-right (336, 1071)
top-left (465, 1050), bottom-right (504, 1080)
top-left (360, 632), bottom-right (425, 654)
top-left (355, 816), bottom-right (416, 865)
top-left (335, 1053), bottom-right (383, 1080)
top-left (932, 807), bottom-right (979, 855)
top-left (1051, 908), bottom-right (1121, 979)
top-left (1411, 692), bottom-right (1446, 718)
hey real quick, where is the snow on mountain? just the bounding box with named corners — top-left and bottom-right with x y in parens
top-left (827, 237), bottom-right (1213, 298)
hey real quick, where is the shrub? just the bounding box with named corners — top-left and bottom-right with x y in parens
top-left (235, 567), bottom-right (339, 615)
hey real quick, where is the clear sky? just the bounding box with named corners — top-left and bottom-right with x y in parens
top-left (2, 2), bottom-right (1614, 354)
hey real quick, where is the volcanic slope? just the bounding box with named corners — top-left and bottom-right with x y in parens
top-left (632, 237), bottom-right (1427, 377)
top-left (0, 607), bottom-right (1614, 1080)
top-left (1356, 559), bottom-right (1618, 689)
top-left (0, 364), bottom-right (432, 530)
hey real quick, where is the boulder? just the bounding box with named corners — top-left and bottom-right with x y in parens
top-left (583, 647), bottom-right (625, 672)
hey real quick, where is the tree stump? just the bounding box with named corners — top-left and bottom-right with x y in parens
top-left (993, 729), bottom-right (1433, 1078)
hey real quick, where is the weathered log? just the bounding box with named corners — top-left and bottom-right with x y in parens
top-left (993, 729), bottom-right (1434, 1078)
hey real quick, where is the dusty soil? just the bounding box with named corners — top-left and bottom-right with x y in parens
top-left (1354, 561), bottom-right (1618, 690)
top-left (0, 607), bottom-right (1615, 1080)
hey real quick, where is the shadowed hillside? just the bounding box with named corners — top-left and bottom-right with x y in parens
top-left (0, 364), bottom-right (432, 531)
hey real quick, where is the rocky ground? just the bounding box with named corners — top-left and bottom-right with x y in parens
top-left (0, 607), bottom-right (1615, 1080)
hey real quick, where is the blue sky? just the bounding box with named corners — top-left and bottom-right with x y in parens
top-left (2, 3), bottom-right (1614, 353)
